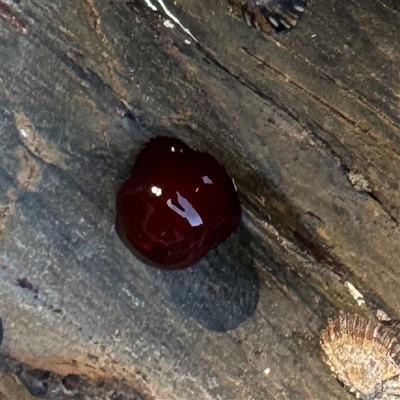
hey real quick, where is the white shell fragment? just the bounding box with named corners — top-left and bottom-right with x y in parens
top-left (320, 313), bottom-right (400, 400)
top-left (344, 281), bottom-right (365, 306)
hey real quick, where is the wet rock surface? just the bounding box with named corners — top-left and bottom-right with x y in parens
top-left (1, 0), bottom-right (399, 398)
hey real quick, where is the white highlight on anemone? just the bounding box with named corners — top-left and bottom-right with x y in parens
top-left (167, 191), bottom-right (203, 227)
top-left (151, 185), bottom-right (162, 196)
top-left (202, 176), bottom-right (213, 184)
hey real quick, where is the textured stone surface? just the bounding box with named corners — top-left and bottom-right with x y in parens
top-left (0, 354), bottom-right (145, 400)
top-left (0, 0), bottom-right (399, 398)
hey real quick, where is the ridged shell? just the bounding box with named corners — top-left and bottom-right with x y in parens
top-left (230, 0), bottom-right (307, 32)
top-left (320, 313), bottom-right (400, 400)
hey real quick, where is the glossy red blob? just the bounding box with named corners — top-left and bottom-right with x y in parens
top-left (116, 136), bottom-right (242, 270)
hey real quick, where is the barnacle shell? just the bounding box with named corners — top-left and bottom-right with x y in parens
top-left (380, 376), bottom-right (400, 400)
top-left (230, 0), bottom-right (307, 32)
top-left (320, 313), bottom-right (400, 400)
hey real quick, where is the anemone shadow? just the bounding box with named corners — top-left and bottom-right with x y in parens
top-left (150, 226), bottom-right (260, 332)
